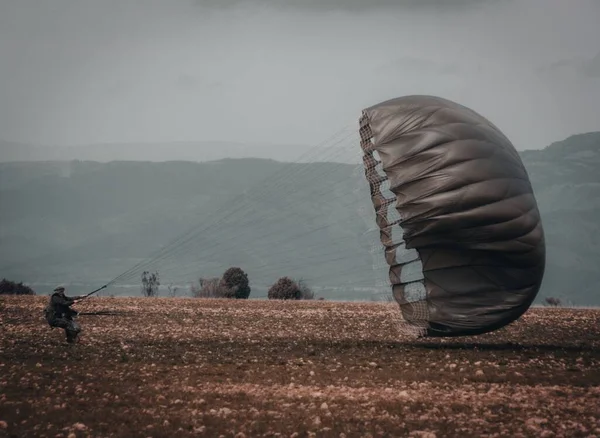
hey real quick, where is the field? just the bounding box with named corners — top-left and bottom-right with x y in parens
top-left (1, 296), bottom-right (599, 438)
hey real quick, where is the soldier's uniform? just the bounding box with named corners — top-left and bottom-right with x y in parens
top-left (45, 286), bottom-right (83, 343)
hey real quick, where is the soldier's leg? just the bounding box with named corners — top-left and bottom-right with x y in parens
top-left (50, 318), bottom-right (69, 329)
top-left (65, 319), bottom-right (81, 343)
top-left (50, 318), bottom-right (77, 343)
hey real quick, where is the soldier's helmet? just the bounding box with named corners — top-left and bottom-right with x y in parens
top-left (53, 285), bottom-right (66, 293)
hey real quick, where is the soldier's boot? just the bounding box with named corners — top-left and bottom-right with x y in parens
top-left (64, 318), bottom-right (81, 344)
top-left (65, 328), bottom-right (80, 343)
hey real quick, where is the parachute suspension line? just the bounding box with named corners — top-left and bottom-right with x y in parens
top-left (109, 131), bottom-right (359, 285)
top-left (105, 124), bottom-right (359, 286)
top-left (4, 124), bottom-right (355, 286)
top-left (111, 136), bottom-right (366, 286)
top-left (107, 128), bottom-right (376, 294)
top-left (144, 123), bottom-right (372, 295)
top-left (106, 126), bottom-right (356, 284)
top-left (355, 120), bottom-right (410, 339)
top-left (358, 111), bottom-right (429, 338)
top-left (121, 162), bottom-right (369, 282)
top-left (167, 224), bottom-right (371, 282)
top-left (141, 212), bottom-right (362, 281)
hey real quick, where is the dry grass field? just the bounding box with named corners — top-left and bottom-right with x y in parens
top-left (1, 296), bottom-right (599, 438)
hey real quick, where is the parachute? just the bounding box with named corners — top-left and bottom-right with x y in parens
top-left (359, 95), bottom-right (546, 337)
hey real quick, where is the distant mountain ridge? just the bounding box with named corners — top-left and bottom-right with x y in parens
top-left (1, 132), bottom-right (599, 304)
top-left (0, 139), bottom-right (326, 163)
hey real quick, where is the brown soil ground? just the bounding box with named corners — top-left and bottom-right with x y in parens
top-left (1, 296), bottom-right (599, 438)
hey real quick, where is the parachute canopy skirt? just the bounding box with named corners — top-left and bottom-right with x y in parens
top-left (359, 95), bottom-right (546, 337)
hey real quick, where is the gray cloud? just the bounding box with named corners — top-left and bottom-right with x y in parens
top-left (191, 0), bottom-right (502, 12)
top-left (0, 0), bottom-right (599, 158)
top-left (378, 57), bottom-right (461, 76)
top-left (539, 52), bottom-right (600, 78)
top-left (583, 52), bottom-right (600, 78)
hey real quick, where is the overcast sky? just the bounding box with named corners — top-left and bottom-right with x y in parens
top-left (0, 0), bottom-right (599, 157)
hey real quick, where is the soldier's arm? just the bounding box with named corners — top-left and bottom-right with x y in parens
top-left (52, 295), bottom-right (75, 306)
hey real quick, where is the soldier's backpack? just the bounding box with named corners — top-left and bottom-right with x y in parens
top-left (43, 304), bottom-right (54, 326)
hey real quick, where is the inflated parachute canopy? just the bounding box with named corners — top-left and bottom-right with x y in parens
top-left (359, 95), bottom-right (545, 337)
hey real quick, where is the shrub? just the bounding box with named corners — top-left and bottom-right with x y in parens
top-left (545, 297), bottom-right (562, 307)
top-left (0, 278), bottom-right (35, 295)
top-left (268, 277), bottom-right (302, 300)
top-left (220, 267), bottom-right (251, 299)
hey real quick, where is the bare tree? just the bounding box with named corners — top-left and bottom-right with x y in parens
top-left (167, 283), bottom-right (178, 298)
top-left (191, 277), bottom-right (228, 298)
top-left (141, 271), bottom-right (160, 297)
top-left (297, 278), bottom-right (315, 300)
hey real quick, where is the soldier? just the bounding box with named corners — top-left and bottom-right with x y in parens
top-left (44, 286), bottom-right (84, 343)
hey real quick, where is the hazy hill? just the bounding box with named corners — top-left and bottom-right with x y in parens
top-left (0, 139), bottom-right (319, 164)
top-left (0, 157), bottom-right (370, 295)
top-left (1, 132), bottom-right (600, 304)
top-left (519, 132), bottom-right (600, 305)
